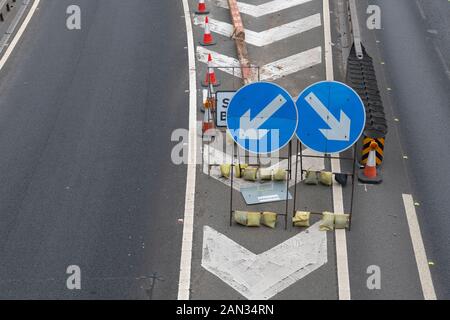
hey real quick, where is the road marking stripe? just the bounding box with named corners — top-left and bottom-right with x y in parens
top-left (178, 0), bottom-right (198, 300)
top-left (0, 0), bottom-right (41, 72)
top-left (215, 0), bottom-right (316, 18)
top-left (402, 194), bottom-right (437, 300)
top-left (194, 14), bottom-right (322, 47)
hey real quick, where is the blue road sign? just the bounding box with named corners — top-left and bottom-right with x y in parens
top-left (295, 81), bottom-right (366, 154)
top-left (227, 82), bottom-right (297, 154)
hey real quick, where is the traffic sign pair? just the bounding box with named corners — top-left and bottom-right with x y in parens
top-left (227, 81), bottom-right (366, 154)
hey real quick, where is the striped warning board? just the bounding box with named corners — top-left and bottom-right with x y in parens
top-left (361, 137), bottom-right (385, 166)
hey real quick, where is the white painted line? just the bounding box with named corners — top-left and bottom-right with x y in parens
top-left (202, 223), bottom-right (327, 300)
top-left (323, 0), bottom-right (351, 300)
top-left (194, 14), bottom-right (322, 47)
top-left (215, 0), bottom-right (316, 18)
top-left (0, 0), bottom-right (41, 72)
top-left (178, 0), bottom-right (198, 301)
top-left (197, 46), bottom-right (322, 81)
top-left (402, 194), bottom-right (437, 300)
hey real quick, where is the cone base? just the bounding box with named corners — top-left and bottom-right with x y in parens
top-left (200, 39), bottom-right (216, 46)
top-left (202, 80), bottom-right (221, 87)
top-left (195, 10), bottom-right (210, 15)
top-left (357, 169), bottom-right (382, 184)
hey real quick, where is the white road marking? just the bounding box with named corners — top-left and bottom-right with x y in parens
top-left (402, 194), bottom-right (437, 300)
top-left (178, 0), bottom-right (198, 300)
top-left (202, 223), bottom-right (327, 300)
top-left (322, 0), bottom-right (351, 300)
top-left (194, 14), bottom-right (322, 47)
top-left (197, 46), bottom-right (322, 81)
top-left (0, 0), bottom-right (41, 72)
top-left (215, 0), bottom-right (316, 18)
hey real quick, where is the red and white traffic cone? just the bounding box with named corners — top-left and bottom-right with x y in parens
top-left (358, 141), bottom-right (382, 184)
top-left (200, 16), bottom-right (216, 46)
top-left (202, 54), bottom-right (220, 87)
top-left (195, 0), bottom-right (209, 15)
top-left (202, 104), bottom-right (215, 140)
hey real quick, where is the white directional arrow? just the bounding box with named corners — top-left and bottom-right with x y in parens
top-left (305, 92), bottom-right (351, 141)
top-left (202, 223), bottom-right (327, 300)
top-left (238, 94), bottom-right (286, 139)
top-left (194, 14), bottom-right (321, 47)
top-left (215, 0), bottom-right (316, 18)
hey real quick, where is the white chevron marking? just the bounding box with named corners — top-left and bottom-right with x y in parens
top-left (215, 0), bottom-right (317, 17)
top-left (194, 14), bottom-right (322, 47)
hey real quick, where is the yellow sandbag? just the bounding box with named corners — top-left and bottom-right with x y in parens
top-left (234, 211), bottom-right (248, 226)
top-left (259, 168), bottom-right (272, 180)
top-left (334, 213), bottom-right (350, 229)
top-left (319, 171), bottom-right (333, 186)
top-left (273, 168), bottom-right (286, 181)
top-left (220, 164), bottom-right (231, 179)
top-left (243, 167), bottom-right (258, 181)
top-left (235, 164), bottom-right (242, 178)
top-left (320, 212), bottom-right (335, 231)
top-left (304, 170), bottom-right (318, 185)
top-left (247, 212), bottom-right (261, 227)
top-left (261, 212), bottom-right (277, 228)
top-left (293, 211), bottom-right (310, 227)
top-left (239, 164), bottom-right (248, 177)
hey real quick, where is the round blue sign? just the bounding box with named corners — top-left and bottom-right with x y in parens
top-left (227, 82), bottom-right (298, 154)
top-left (295, 81), bottom-right (366, 154)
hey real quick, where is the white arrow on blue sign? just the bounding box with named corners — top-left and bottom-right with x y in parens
top-left (296, 81), bottom-right (366, 154)
top-left (227, 82), bottom-right (298, 154)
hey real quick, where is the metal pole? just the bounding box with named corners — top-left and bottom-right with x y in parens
top-left (293, 139), bottom-right (300, 217)
top-left (349, 146), bottom-right (357, 231)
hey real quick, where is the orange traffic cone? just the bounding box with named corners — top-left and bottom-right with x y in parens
top-left (200, 16), bottom-right (216, 46)
top-left (196, 0), bottom-right (209, 15)
top-left (202, 104), bottom-right (215, 138)
top-left (202, 54), bottom-right (220, 87)
top-left (358, 141), bottom-right (382, 184)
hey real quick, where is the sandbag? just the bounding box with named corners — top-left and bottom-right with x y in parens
top-left (220, 164), bottom-right (231, 179)
top-left (259, 168), bottom-right (272, 181)
top-left (261, 212), bottom-right (277, 228)
top-left (273, 168), bottom-right (286, 181)
top-left (334, 213), bottom-right (350, 229)
top-left (335, 173), bottom-right (348, 186)
top-left (304, 170), bottom-right (318, 185)
top-left (320, 212), bottom-right (335, 231)
top-left (293, 211), bottom-right (310, 227)
top-left (234, 210), bottom-right (248, 226)
top-left (235, 164), bottom-right (242, 178)
top-left (319, 171), bottom-right (333, 186)
top-left (243, 167), bottom-right (258, 181)
top-left (247, 212), bottom-right (261, 227)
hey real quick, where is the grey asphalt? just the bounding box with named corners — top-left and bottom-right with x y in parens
top-left (368, 0), bottom-right (450, 299)
top-left (0, 0), bottom-right (188, 299)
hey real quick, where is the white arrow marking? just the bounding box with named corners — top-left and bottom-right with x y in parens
top-left (305, 92), bottom-right (351, 141)
top-left (239, 94), bottom-right (287, 139)
top-left (202, 223), bottom-right (327, 300)
top-left (194, 14), bottom-right (321, 47)
top-left (215, 0), bottom-right (316, 18)
top-left (196, 46), bottom-right (322, 81)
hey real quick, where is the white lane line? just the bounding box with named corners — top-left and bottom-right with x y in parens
top-left (178, 0), bottom-right (198, 300)
top-left (215, 0), bottom-right (316, 18)
top-left (402, 194), bottom-right (437, 300)
top-left (0, 0), bottom-right (41, 72)
top-left (194, 14), bottom-right (322, 47)
top-left (323, 0), bottom-right (351, 300)
top-left (196, 46), bottom-right (322, 81)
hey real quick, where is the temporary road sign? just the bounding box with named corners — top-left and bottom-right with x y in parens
top-left (295, 81), bottom-right (366, 154)
top-left (216, 91), bottom-right (235, 127)
top-left (227, 82), bottom-right (297, 154)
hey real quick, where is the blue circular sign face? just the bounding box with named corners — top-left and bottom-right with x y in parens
top-left (227, 82), bottom-right (298, 154)
top-left (295, 81), bottom-right (366, 154)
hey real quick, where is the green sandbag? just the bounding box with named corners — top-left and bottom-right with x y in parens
top-left (304, 170), bottom-right (318, 185)
top-left (247, 212), bottom-right (261, 227)
top-left (293, 211), bottom-right (310, 227)
top-left (259, 168), bottom-right (272, 181)
top-left (234, 211), bottom-right (248, 226)
top-left (273, 168), bottom-right (286, 181)
top-left (261, 212), bottom-right (277, 228)
top-left (243, 167), bottom-right (258, 181)
top-left (319, 171), bottom-right (333, 186)
top-left (220, 164), bottom-right (231, 179)
top-left (320, 212), bottom-right (335, 231)
top-left (334, 213), bottom-right (350, 229)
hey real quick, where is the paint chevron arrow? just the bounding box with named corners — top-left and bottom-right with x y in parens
top-left (194, 14), bottom-right (321, 47)
top-left (201, 223), bottom-right (327, 300)
top-left (215, 0), bottom-right (316, 17)
top-left (196, 46), bottom-right (322, 81)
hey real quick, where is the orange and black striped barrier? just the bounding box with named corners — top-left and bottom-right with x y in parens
top-left (361, 137), bottom-right (385, 166)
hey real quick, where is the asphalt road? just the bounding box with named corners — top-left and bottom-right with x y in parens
top-left (373, 0), bottom-right (450, 298)
top-left (0, 0), bottom-right (188, 299)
